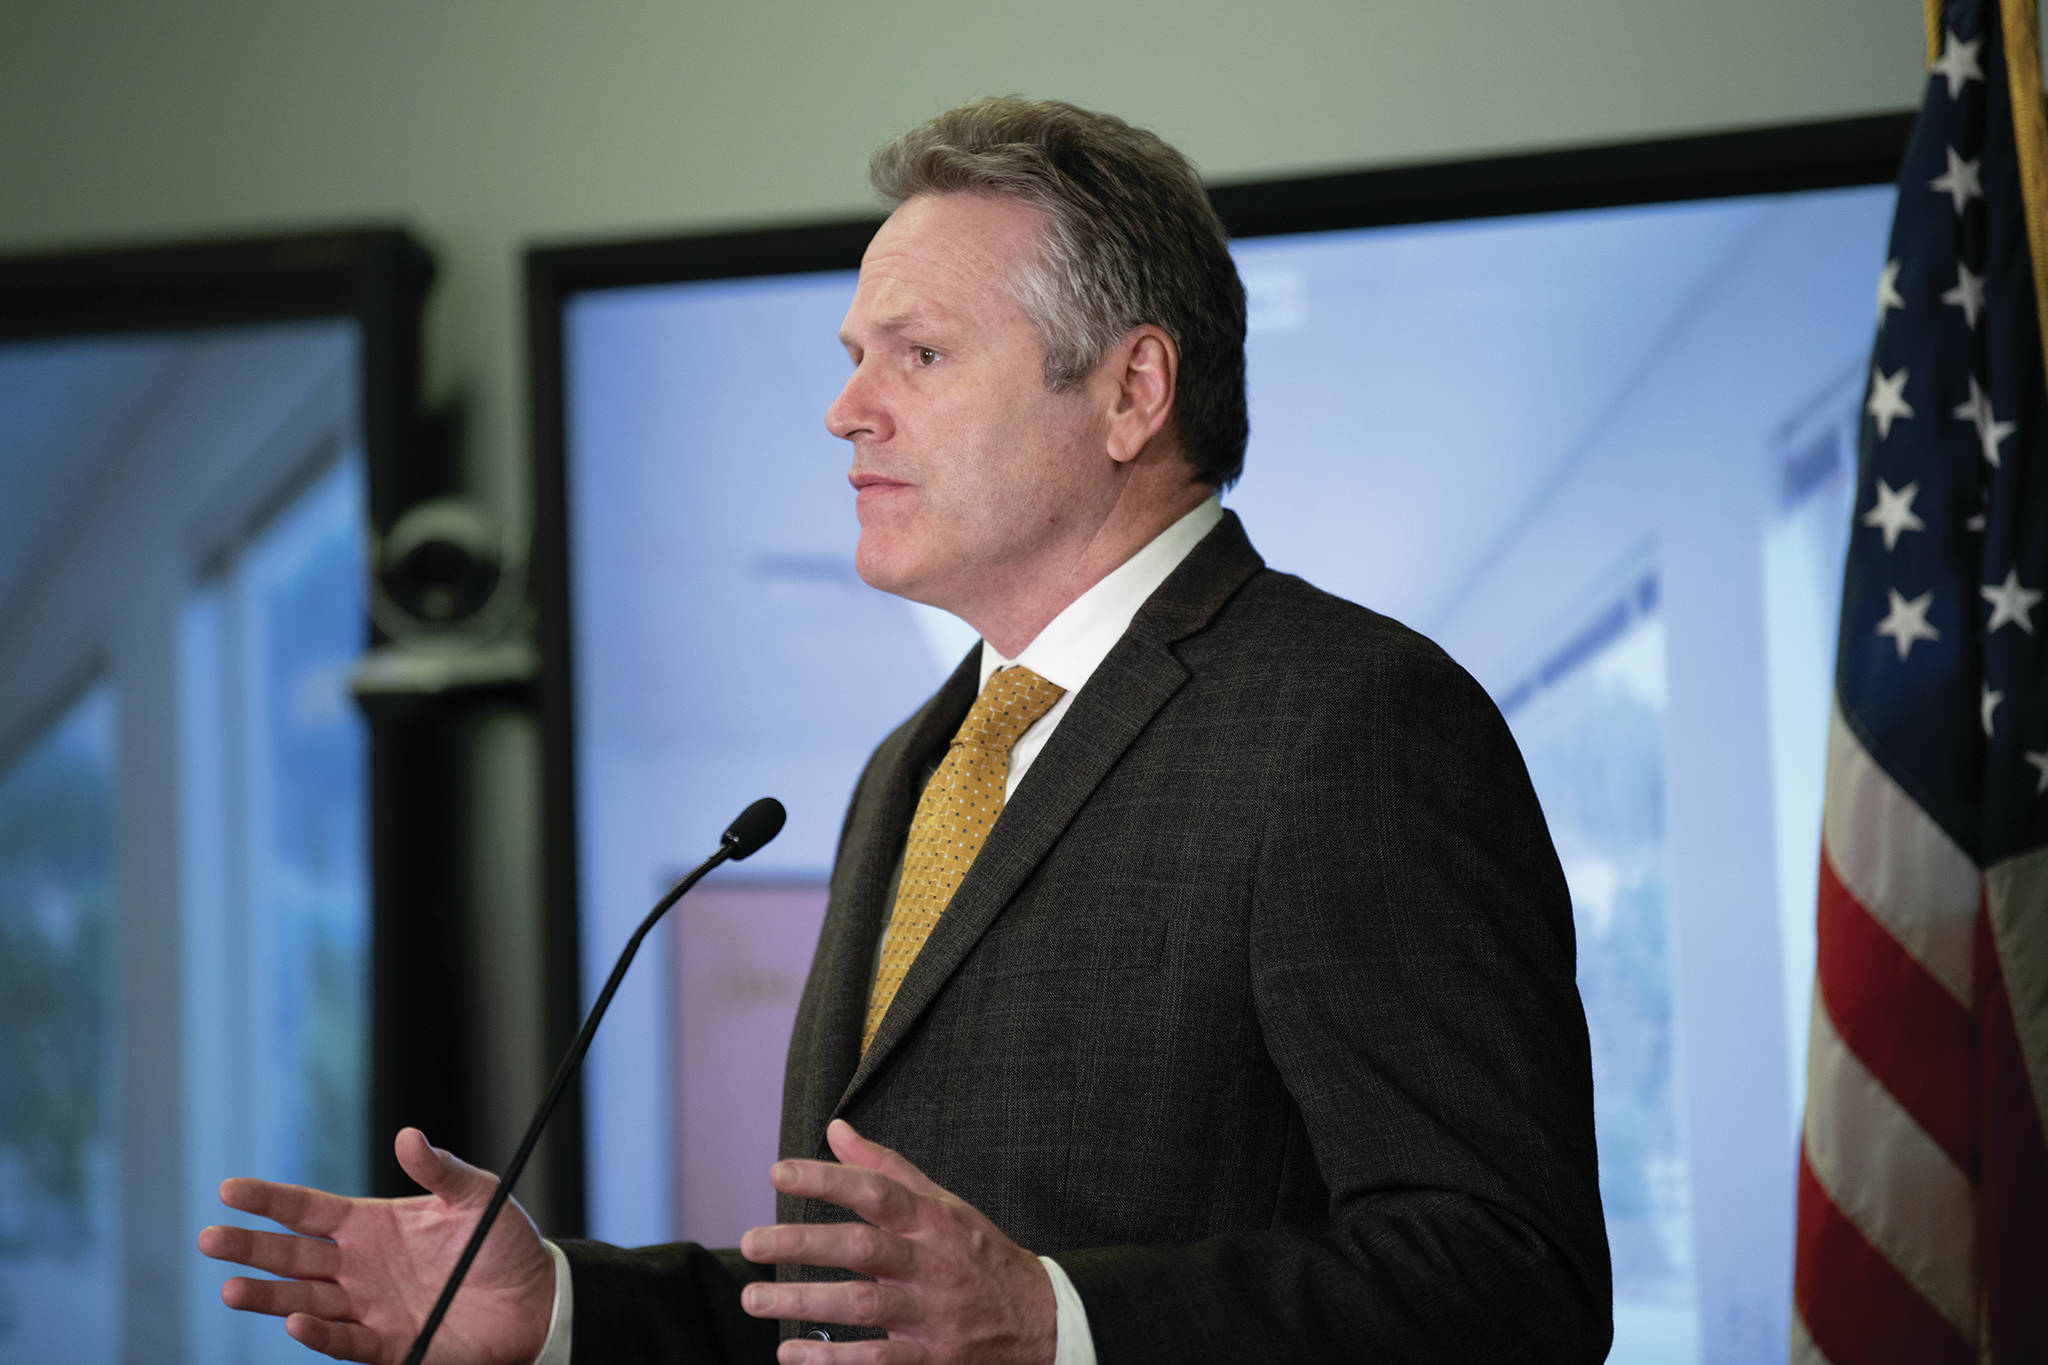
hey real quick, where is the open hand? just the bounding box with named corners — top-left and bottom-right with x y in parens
top-left (197, 1127), bottom-right (555, 1364)
top-left (738, 1119), bottom-right (1056, 1365)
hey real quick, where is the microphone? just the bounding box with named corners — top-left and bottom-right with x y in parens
top-left (402, 796), bottom-right (786, 1365)
top-left (722, 795), bottom-right (787, 861)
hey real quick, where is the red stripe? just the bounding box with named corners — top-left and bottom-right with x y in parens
top-left (1975, 902), bottom-right (2048, 1364)
top-left (1794, 1147), bottom-right (1975, 1365)
top-left (1817, 847), bottom-right (1979, 1174)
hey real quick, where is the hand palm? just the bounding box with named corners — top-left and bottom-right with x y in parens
top-left (200, 1128), bottom-right (554, 1365)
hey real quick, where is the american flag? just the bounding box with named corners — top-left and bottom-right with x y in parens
top-left (1792, 1), bottom-right (2048, 1362)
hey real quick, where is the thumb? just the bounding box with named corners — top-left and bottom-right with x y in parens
top-left (394, 1127), bottom-right (498, 1207)
top-left (827, 1119), bottom-right (943, 1197)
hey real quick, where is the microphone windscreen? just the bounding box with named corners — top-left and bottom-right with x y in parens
top-left (722, 797), bottom-right (787, 860)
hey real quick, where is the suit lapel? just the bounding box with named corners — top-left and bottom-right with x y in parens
top-left (837, 512), bottom-right (1266, 1108)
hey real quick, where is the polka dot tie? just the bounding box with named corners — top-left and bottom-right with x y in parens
top-left (862, 664), bottom-right (1065, 1054)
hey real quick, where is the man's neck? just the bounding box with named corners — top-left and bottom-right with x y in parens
top-left (966, 480), bottom-right (1213, 657)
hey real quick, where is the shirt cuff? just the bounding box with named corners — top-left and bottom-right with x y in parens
top-left (530, 1239), bottom-right (573, 1365)
top-left (1039, 1254), bottom-right (1097, 1365)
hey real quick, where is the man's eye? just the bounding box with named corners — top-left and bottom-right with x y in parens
top-left (914, 347), bottom-right (938, 367)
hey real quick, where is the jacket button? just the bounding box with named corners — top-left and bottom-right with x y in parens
top-left (805, 1329), bottom-right (832, 1341)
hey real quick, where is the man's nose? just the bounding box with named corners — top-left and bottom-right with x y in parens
top-left (825, 365), bottom-right (888, 443)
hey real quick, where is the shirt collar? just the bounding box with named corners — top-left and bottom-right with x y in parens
top-left (979, 496), bottom-right (1224, 692)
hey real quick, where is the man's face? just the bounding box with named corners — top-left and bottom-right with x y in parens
top-left (827, 193), bottom-right (1113, 625)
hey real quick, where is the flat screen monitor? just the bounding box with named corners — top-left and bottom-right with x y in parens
top-left (529, 113), bottom-right (1910, 1364)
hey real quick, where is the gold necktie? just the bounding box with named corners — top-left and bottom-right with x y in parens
top-left (863, 664), bottom-right (1065, 1053)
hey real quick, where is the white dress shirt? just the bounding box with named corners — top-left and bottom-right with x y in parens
top-left (532, 497), bottom-right (1225, 1365)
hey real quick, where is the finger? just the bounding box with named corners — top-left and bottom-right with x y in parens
top-left (394, 1126), bottom-right (496, 1206)
top-left (769, 1159), bottom-right (920, 1233)
top-left (286, 1312), bottom-right (382, 1363)
top-left (198, 1225), bottom-right (343, 1279)
top-left (742, 1276), bottom-right (921, 1329)
top-left (826, 1121), bottom-right (944, 1200)
top-left (778, 1337), bottom-right (925, 1365)
top-left (218, 1177), bottom-right (352, 1239)
top-left (219, 1274), bottom-right (352, 1320)
top-left (199, 1227), bottom-right (339, 1285)
top-left (740, 1219), bottom-right (913, 1277)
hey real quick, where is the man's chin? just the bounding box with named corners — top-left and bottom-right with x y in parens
top-left (857, 545), bottom-right (961, 615)
top-left (853, 538), bottom-right (923, 600)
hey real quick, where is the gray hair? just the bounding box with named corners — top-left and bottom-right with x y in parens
top-left (869, 97), bottom-right (1248, 488)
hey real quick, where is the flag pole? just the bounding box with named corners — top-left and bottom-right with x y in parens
top-left (2000, 0), bottom-right (2048, 393)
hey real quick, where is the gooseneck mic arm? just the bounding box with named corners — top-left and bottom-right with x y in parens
top-left (401, 797), bottom-right (787, 1365)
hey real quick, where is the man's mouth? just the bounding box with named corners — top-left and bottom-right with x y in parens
top-left (850, 471), bottom-right (911, 494)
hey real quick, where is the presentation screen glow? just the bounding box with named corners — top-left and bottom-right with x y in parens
top-left (561, 182), bottom-right (1895, 1364)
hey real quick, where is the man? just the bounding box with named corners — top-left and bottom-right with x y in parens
top-left (202, 98), bottom-right (1611, 1363)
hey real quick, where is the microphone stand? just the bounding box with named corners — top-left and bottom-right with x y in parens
top-left (401, 798), bottom-right (785, 1365)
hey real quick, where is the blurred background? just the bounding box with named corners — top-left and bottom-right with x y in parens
top-left (0, 3), bottom-right (1928, 1362)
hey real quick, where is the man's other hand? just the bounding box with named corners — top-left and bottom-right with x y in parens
top-left (198, 1127), bottom-right (555, 1365)
top-left (739, 1119), bottom-right (1056, 1365)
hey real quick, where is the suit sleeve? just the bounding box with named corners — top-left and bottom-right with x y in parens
top-left (1054, 640), bottom-right (1612, 1363)
top-left (554, 1238), bottom-right (779, 1363)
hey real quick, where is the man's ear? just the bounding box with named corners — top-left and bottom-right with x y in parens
top-left (1104, 325), bottom-right (1178, 465)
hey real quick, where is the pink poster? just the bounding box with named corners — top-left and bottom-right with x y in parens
top-left (669, 881), bottom-right (830, 1245)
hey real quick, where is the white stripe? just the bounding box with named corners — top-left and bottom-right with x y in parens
top-left (1989, 844), bottom-right (2048, 1151)
top-left (1825, 701), bottom-right (1980, 1005)
top-left (1803, 990), bottom-right (1978, 1337)
top-left (1790, 1305), bottom-right (1833, 1365)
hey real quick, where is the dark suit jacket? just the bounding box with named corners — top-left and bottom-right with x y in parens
top-left (564, 512), bottom-right (1611, 1361)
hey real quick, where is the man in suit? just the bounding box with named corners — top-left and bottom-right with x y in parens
top-left (202, 97), bottom-right (1610, 1363)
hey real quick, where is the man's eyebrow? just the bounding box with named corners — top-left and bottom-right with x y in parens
top-left (839, 309), bottom-right (952, 349)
